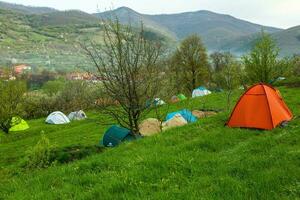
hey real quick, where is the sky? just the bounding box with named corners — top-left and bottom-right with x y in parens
top-left (2, 0), bottom-right (300, 29)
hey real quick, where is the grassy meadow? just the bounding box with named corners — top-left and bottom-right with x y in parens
top-left (0, 87), bottom-right (299, 199)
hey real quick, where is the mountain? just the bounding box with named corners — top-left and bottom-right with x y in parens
top-left (220, 25), bottom-right (300, 56)
top-left (95, 7), bottom-right (282, 51)
top-left (0, 0), bottom-right (56, 14)
top-left (0, 1), bottom-right (299, 68)
top-left (95, 7), bottom-right (300, 56)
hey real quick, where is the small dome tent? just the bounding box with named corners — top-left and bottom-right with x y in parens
top-left (192, 86), bottom-right (211, 98)
top-left (139, 118), bottom-right (161, 136)
top-left (68, 110), bottom-right (87, 121)
top-left (9, 117), bottom-right (29, 132)
top-left (153, 98), bottom-right (166, 106)
top-left (46, 111), bottom-right (70, 124)
top-left (166, 109), bottom-right (197, 123)
top-left (227, 83), bottom-right (293, 130)
top-left (162, 114), bottom-right (188, 130)
top-left (177, 94), bottom-right (187, 101)
top-left (100, 125), bottom-right (136, 147)
top-left (170, 95), bottom-right (180, 103)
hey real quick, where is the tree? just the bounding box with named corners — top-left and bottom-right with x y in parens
top-left (81, 19), bottom-right (162, 135)
top-left (243, 32), bottom-right (290, 84)
top-left (292, 55), bottom-right (300, 76)
top-left (0, 81), bottom-right (26, 133)
top-left (212, 52), bottom-right (241, 111)
top-left (57, 80), bottom-right (98, 113)
top-left (42, 79), bottom-right (65, 97)
top-left (210, 52), bottom-right (228, 72)
top-left (171, 35), bottom-right (209, 94)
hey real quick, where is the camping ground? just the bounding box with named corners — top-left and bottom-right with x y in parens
top-left (0, 87), bottom-right (300, 199)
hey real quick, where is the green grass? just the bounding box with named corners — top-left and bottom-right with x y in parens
top-left (0, 87), bottom-right (299, 199)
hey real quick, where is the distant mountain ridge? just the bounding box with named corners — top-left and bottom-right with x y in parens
top-left (94, 7), bottom-right (284, 52)
top-left (94, 7), bottom-right (300, 56)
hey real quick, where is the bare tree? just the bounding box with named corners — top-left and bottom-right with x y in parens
top-left (81, 19), bottom-right (163, 135)
top-left (212, 52), bottom-right (241, 111)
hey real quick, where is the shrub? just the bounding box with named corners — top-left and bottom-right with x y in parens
top-left (56, 80), bottom-right (100, 113)
top-left (23, 93), bottom-right (57, 119)
top-left (23, 134), bottom-right (54, 169)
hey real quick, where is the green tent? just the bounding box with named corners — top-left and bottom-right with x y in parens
top-left (9, 117), bottom-right (29, 132)
top-left (177, 94), bottom-right (187, 101)
top-left (100, 125), bottom-right (136, 147)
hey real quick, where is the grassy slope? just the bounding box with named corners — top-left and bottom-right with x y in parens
top-left (0, 87), bottom-right (299, 199)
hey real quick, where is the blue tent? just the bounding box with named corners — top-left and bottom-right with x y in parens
top-left (166, 109), bottom-right (197, 123)
top-left (100, 125), bottom-right (136, 147)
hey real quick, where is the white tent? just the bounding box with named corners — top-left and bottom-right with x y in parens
top-left (68, 110), bottom-right (87, 121)
top-left (192, 87), bottom-right (212, 98)
top-left (46, 111), bottom-right (70, 124)
top-left (154, 98), bottom-right (166, 106)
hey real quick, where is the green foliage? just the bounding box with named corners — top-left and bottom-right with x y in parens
top-left (211, 52), bottom-right (241, 90)
top-left (242, 32), bottom-right (292, 84)
top-left (57, 80), bottom-right (99, 113)
top-left (23, 134), bottom-right (54, 169)
top-left (170, 34), bottom-right (210, 94)
top-left (42, 79), bottom-right (65, 96)
top-left (0, 80), bottom-right (26, 133)
top-left (23, 93), bottom-right (57, 119)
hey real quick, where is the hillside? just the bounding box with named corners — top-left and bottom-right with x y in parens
top-left (0, 8), bottom-right (97, 71)
top-left (0, 87), bottom-right (299, 199)
top-left (0, 0), bottom-right (56, 14)
top-left (27, 10), bottom-right (100, 27)
top-left (0, 7), bottom-right (170, 71)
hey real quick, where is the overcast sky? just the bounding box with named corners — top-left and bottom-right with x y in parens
top-left (2, 0), bottom-right (300, 29)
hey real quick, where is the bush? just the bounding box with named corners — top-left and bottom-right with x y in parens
top-left (56, 80), bottom-right (100, 113)
top-left (23, 92), bottom-right (58, 119)
top-left (23, 134), bottom-right (54, 169)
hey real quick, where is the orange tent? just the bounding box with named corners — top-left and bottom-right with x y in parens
top-left (227, 83), bottom-right (293, 130)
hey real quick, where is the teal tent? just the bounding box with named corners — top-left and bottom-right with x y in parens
top-left (100, 125), bottom-right (136, 147)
